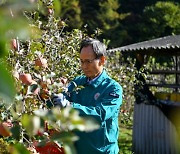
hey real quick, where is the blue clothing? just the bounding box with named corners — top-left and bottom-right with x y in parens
top-left (66, 70), bottom-right (123, 154)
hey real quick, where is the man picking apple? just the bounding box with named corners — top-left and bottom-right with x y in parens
top-left (52, 38), bottom-right (123, 154)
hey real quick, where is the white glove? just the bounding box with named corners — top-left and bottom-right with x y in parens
top-left (52, 93), bottom-right (71, 108)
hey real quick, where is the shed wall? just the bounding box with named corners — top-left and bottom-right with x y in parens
top-left (133, 103), bottom-right (180, 154)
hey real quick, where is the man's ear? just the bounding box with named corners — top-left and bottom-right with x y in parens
top-left (99, 56), bottom-right (106, 65)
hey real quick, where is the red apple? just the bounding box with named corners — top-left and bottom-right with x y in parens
top-left (11, 39), bottom-right (18, 50)
top-left (0, 123), bottom-right (11, 137)
top-left (48, 8), bottom-right (53, 15)
top-left (19, 73), bottom-right (33, 85)
top-left (35, 58), bottom-right (48, 68)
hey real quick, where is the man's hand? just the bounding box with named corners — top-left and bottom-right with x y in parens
top-left (52, 93), bottom-right (71, 108)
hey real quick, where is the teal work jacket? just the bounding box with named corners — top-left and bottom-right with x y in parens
top-left (66, 70), bottom-right (123, 154)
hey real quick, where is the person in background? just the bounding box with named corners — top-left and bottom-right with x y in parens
top-left (52, 38), bottom-right (123, 154)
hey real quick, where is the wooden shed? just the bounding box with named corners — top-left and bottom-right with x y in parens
top-left (109, 35), bottom-right (180, 154)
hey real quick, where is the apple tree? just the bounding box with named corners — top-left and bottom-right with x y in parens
top-left (0, 0), bottom-right (99, 153)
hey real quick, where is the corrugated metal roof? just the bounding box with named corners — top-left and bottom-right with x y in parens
top-left (108, 35), bottom-right (180, 53)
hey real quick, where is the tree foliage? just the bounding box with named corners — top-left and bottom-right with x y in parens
top-left (0, 1), bottom-right (98, 153)
top-left (77, 0), bottom-right (126, 47)
top-left (54, 0), bottom-right (180, 47)
top-left (58, 0), bottom-right (82, 29)
top-left (140, 1), bottom-right (180, 40)
top-left (115, 1), bottom-right (180, 46)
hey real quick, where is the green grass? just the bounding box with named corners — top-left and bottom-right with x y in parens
top-left (118, 124), bottom-right (133, 154)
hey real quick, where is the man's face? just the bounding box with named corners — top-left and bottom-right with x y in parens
top-left (80, 45), bottom-right (104, 79)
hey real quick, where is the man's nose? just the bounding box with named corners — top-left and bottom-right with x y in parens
top-left (81, 63), bottom-right (88, 69)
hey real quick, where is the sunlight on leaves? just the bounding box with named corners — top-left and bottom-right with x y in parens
top-left (0, 64), bottom-right (15, 105)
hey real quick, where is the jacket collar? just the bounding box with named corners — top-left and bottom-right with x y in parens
top-left (88, 70), bottom-right (107, 88)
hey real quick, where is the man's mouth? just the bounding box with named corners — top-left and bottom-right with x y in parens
top-left (84, 71), bottom-right (91, 75)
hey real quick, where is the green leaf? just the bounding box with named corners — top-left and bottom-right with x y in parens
top-left (0, 64), bottom-right (15, 104)
top-left (10, 143), bottom-right (30, 154)
top-left (50, 131), bottom-right (78, 143)
top-left (63, 143), bottom-right (77, 154)
top-left (83, 117), bottom-right (100, 132)
top-left (53, 0), bottom-right (61, 17)
top-left (21, 114), bottom-right (41, 136)
top-left (34, 109), bottom-right (48, 117)
top-left (11, 125), bottom-right (21, 140)
top-left (0, 0), bottom-right (6, 5)
top-left (0, 38), bottom-right (7, 58)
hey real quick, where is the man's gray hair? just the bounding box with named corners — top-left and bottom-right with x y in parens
top-left (80, 38), bottom-right (107, 57)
